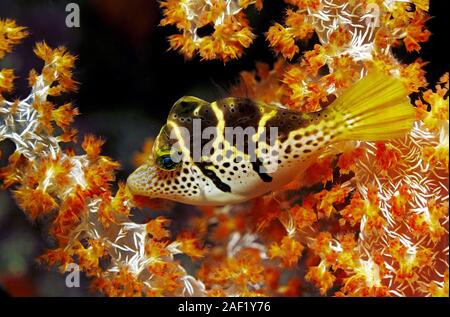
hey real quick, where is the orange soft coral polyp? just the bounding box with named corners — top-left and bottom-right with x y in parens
top-left (160, 0), bottom-right (260, 62)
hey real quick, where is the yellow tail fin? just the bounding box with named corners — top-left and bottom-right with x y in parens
top-left (329, 71), bottom-right (415, 142)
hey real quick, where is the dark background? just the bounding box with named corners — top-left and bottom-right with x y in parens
top-left (0, 0), bottom-right (448, 296)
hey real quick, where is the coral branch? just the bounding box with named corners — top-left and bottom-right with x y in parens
top-left (0, 28), bottom-right (205, 297)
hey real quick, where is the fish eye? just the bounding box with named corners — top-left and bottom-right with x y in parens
top-left (157, 154), bottom-right (179, 170)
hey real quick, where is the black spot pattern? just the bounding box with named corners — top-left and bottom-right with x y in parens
top-left (251, 160), bottom-right (273, 183)
top-left (195, 161), bottom-right (231, 193)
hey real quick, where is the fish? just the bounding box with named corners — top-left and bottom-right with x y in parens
top-left (127, 71), bottom-right (415, 206)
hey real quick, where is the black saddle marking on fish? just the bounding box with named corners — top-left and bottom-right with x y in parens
top-left (265, 109), bottom-right (313, 143)
top-left (195, 161), bottom-right (232, 193)
top-left (217, 98), bottom-right (263, 156)
top-left (220, 98), bottom-right (262, 131)
top-left (168, 98), bottom-right (218, 159)
top-left (251, 160), bottom-right (273, 183)
top-left (175, 102), bottom-right (197, 117)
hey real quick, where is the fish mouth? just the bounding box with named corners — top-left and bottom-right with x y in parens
top-left (126, 163), bottom-right (157, 197)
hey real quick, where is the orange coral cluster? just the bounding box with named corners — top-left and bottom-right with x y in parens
top-left (160, 0), bottom-right (262, 62)
top-left (1, 22), bottom-right (206, 297)
top-left (228, 0), bottom-right (434, 112)
top-left (0, 18), bottom-right (28, 59)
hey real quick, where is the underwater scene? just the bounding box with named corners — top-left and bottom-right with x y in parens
top-left (0, 0), bottom-right (448, 298)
